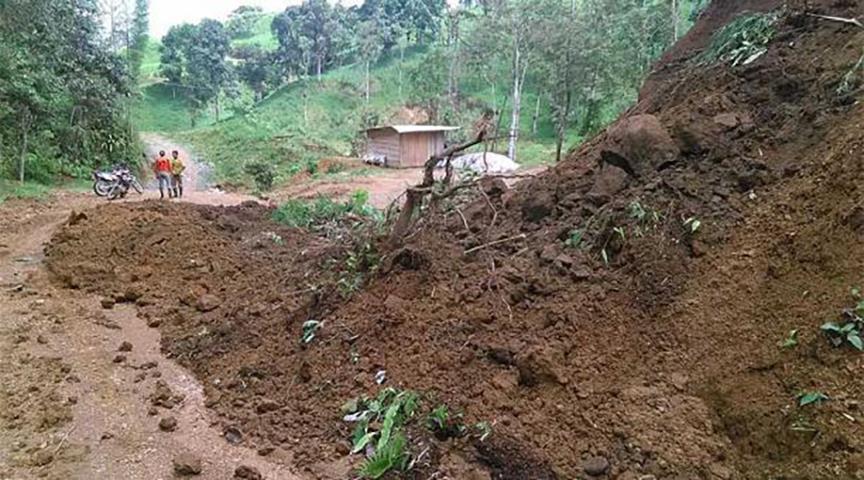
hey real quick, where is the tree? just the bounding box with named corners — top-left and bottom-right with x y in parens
top-left (467, 0), bottom-right (545, 161)
top-left (238, 47), bottom-right (277, 101)
top-left (299, 0), bottom-right (335, 79)
top-left (357, 19), bottom-right (384, 103)
top-left (272, 6), bottom-right (310, 79)
top-left (185, 19), bottom-right (232, 121)
top-left (102, 0), bottom-right (131, 52)
top-left (227, 5), bottom-right (264, 39)
top-left (0, 0), bottom-right (134, 182)
top-left (160, 23), bottom-right (197, 85)
top-left (128, 0), bottom-right (149, 79)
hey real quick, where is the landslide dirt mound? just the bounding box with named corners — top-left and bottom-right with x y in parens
top-left (46, 1), bottom-right (864, 479)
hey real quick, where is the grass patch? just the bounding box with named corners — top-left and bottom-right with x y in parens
top-left (272, 191), bottom-right (380, 229)
top-left (139, 40), bottom-right (163, 85)
top-left (133, 83), bottom-right (219, 132)
top-left (231, 13), bottom-right (278, 51)
top-left (0, 180), bottom-right (53, 203)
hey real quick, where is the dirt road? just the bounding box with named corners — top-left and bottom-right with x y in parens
top-left (0, 189), bottom-right (304, 479)
top-left (0, 133), bottom-right (308, 480)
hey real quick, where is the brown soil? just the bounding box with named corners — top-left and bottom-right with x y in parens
top-left (39, 1), bottom-right (864, 479)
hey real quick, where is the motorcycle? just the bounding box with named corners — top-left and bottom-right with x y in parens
top-left (93, 165), bottom-right (143, 200)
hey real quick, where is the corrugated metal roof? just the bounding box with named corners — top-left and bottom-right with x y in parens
top-left (366, 125), bottom-right (460, 134)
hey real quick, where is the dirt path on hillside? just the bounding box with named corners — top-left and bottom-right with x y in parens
top-left (139, 133), bottom-right (256, 207)
top-left (0, 189), bottom-right (304, 479)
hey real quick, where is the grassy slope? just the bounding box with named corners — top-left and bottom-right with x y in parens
top-left (178, 48), bottom-right (577, 184)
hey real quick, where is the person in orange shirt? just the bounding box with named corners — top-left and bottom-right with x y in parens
top-left (152, 150), bottom-right (173, 199)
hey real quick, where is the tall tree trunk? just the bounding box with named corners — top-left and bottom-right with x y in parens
top-left (447, 12), bottom-right (460, 108)
top-left (365, 60), bottom-right (370, 104)
top-left (18, 118), bottom-right (30, 184)
top-left (398, 40), bottom-right (405, 99)
top-left (555, 90), bottom-right (571, 163)
top-left (316, 54), bottom-right (323, 79)
top-left (507, 50), bottom-right (526, 161)
top-left (531, 94), bottom-right (541, 136)
top-left (214, 96), bottom-right (220, 122)
top-left (671, 0), bottom-right (679, 41)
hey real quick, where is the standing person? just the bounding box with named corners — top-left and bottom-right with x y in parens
top-left (170, 150), bottom-right (186, 198)
top-left (153, 150), bottom-right (173, 199)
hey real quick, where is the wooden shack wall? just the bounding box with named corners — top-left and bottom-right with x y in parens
top-left (367, 130), bottom-right (401, 166)
top-left (399, 132), bottom-right (446, 168)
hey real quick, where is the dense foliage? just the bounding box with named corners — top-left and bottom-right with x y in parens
top-left (0, 0), bottom-right (139, 183)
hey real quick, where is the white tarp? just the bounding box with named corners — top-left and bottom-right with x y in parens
top-left (446, 152), bottom-right (520, 174)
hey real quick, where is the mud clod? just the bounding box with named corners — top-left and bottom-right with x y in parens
top-left (150, 380), bottom-right (176, 409)
top-left (159, 416), bottom-right (178, 432)
top-left (234, 465), bottom-right (263, 480)
top-left (118, 341), bottom-right (133, 352)
top-left (30, 450), bottom-right (53, 467)
top-left (173, 453), bottom-right (202, 476)
top-left (100, 298), bottom-right (115, 309)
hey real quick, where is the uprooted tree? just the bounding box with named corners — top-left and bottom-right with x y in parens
top-left (389, 131), bottom-right (489, 241)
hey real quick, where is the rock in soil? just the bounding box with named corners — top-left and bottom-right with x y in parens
top-left (159, 416), bottom-right (178, 432)
top-left (100, 298), bottom-right (115, 309)
top-left (234, 465), bottom-right (263, 479)
top-left (118, 341), bottom-right (133, 352)
top-left (30, 450), bottom-right (53, 467)
top-left (195, 294), bottom-right (222, 312)
top-left (583, 456), bottom-right (610, 476)
top-left (173, 453), bottom-right (203, 476)
top-left (112, 354), bottom-right (126, 363)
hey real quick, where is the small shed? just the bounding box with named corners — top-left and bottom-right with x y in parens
top-left (365, 125), bottom-right (459, 168)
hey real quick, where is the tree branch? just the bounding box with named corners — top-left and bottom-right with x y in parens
top-left (807, 13), bottom-right (864, 29)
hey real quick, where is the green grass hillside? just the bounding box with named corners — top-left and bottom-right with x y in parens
top-left (132, 13), bottom-right (590, 188)
top-left (140, 40), bottom-right (162, 85)
top-left (174, 47), bottom-right (579, 186)
top-left (231, 13), bottom-right (278, 51)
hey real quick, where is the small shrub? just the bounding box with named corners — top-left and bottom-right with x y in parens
top-left (358, 433), bottom-right (409, 479)
top-left (326, 161), bottom-right (346, 175)
top-left (683, 216), bottom-right (702, 234)
top-left (628, 201), bottom-right (661, 237)
top-left (779, 329), bottom-right (799, 349)
top-left (301, 320), bottom-right (322, 344)
top-left (822, 292), bottom-right (864, 351)
top-left (699, 12), bottom-right (778, 66)
top-left (271, 191), bottom-right (380, 229)
top-left (564, 229), bottom-right (584, 249)
top-left (243, 162), bottom-right (275, 192)
top-left (306, 158), bottom-right (319, 176)
top-left (837, 50), bottom-right (864, 97)
top-left (343, 388), bottom-right (419, 478)
top-left (426, 404), bottom-right (467, 440)
top-left (798, 391), bottom-right (829, 407)
top-left (338, 240), bottom-right (379, 297)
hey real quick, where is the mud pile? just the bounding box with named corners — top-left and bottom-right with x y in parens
top-left (47, 1), bottom-right (864, 478)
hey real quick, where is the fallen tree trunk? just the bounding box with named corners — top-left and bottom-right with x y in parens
top-left (390, 132), bottom-right (486, 242)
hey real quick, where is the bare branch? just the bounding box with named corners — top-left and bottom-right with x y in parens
top-left (464, 233), bottom-right (527, 255)
top-left (807, 13), bottom-right (864, 29)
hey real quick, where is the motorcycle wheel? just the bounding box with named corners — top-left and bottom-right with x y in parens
top-left (93, 180), bottom-right (112, 197)
top-left (131, 179), bottom-right (143, 194)
top-left (107, 185), bottom-right (124, 201)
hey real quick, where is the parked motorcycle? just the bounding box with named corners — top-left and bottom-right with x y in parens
top-left (92, 165), bottom-right (143, 200)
